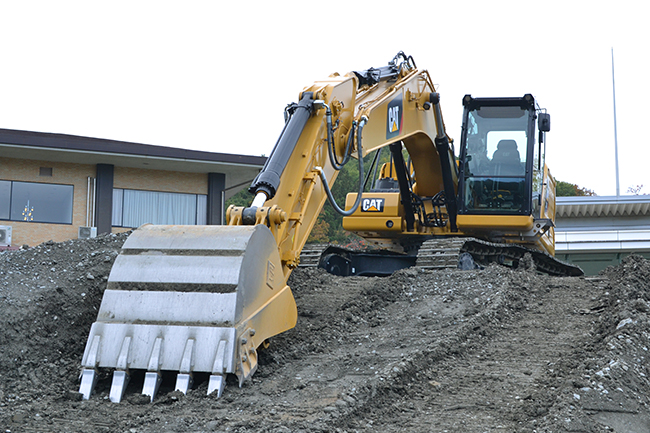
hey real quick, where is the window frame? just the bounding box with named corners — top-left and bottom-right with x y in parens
top-left (111, 187), bottom-right (208, 228)
top-left (0, 179), bottom-right (75, 225)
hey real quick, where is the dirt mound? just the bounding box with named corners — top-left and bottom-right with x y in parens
top-left (1, 234), bottom-right (650, 432)
top-left (0, 233), bottom-right (129, 407)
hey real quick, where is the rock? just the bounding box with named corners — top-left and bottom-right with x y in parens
top-left (127, 394), bottom-right (151, 405)
top-left (335, 399), bottom-right (348, 408)
top-left (65, 391), bottom-right (83, 401)
top-left (205, 420), bottom-right (220, 431)
top-left (518, 253), bottom-right (536, 272)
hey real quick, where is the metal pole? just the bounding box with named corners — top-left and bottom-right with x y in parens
top-left (221, 190), bottom-right (225, 225)
top-left (612, 47), bottom-right (620, 197)
top-left (92, 177), bottom-right (97, 227)
top-left (86, 177), bottom-right (91, 226)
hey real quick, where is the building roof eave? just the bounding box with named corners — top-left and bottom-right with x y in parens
top-left (556, 196), bottom-right (650, 218)
top-left (0, 128), bottom-right (267, 169)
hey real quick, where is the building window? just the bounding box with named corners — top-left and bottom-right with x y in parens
top-left (39, 167), bottom-right (53, 177)
top-left (112, 188), bottom-right (207, 227)
top-left (112, 188), bottom-right (123, 227)
top-left (0, 180), bottom-right (74, 224)
top-left (0, 181), bottom-right (10, 220)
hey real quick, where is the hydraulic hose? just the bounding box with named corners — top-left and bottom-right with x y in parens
top-left (321, 102), bottom-right (354, 170)
top-left (317, 116), bottom-right (367, 216)
top-left (363, 148), bottom-right (382, 190)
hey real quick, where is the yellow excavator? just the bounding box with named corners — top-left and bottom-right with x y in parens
top-left (78, 52), bottom-right (581, 403)
top-left (318, 90), bottom-right (576, 276)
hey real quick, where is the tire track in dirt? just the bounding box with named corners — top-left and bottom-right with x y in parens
top-left (334, 273), bottom-right (604, 432)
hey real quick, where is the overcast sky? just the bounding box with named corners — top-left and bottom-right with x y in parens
top-left (1, 1), bottom-right (647, 196)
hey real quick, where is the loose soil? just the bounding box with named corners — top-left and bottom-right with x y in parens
top-left (1, 233), bottom-right (650, 432)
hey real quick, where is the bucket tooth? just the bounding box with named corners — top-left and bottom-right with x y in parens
top-left (142, 372), bottom-right (162, 402)
top-left (109, 336), bottom-right (132, 402)
top-left (116, 336), bottom-right (132, 370)
top-left (175, 373), bottom-right (192, 395)
top-left (207, 374), bottom-right (226, 398)
top-left (175, 339), bottom-right (195, 394)
top-left (110, 370), bottom-right (130, 403)
top-left (79, 368), bottom-right (98, 400)
top-left (79, 334), bottom-right (101, 399)
top-left (142, 337), bottom-right (163, 401)
top-left (208, 339), bottom-right (228, 397)
top-left (79, 224), bottom-right (298, 401)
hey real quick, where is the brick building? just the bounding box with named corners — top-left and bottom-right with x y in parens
top-left (0, 129), bottom-right (265, 247)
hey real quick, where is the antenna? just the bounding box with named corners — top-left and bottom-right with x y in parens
top-left (612, 47), bottom-right (620, 197)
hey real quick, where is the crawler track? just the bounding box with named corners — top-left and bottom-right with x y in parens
top-left (297, 243), bottom-right (329, 267)
top-left (302, 238), bottom-right (584, 277)
top-left (418, 237), bottom-right (584, 276)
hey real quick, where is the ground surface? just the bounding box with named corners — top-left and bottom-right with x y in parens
top-left (1, 233), bottom-right (650, 432)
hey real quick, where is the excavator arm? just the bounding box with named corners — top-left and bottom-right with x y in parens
top-left (78, 53), bottom-right (456, 402)
top-left (233, 52), bottom-right (457, 274)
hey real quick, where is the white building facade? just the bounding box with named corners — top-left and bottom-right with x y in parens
top-left (555, 195), bottom-right (650, 275)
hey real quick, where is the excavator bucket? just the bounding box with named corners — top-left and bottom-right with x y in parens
top-left (78, 224), bottom-right (297, 402)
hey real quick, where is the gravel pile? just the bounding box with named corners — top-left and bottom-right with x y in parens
top-left (1, 232), bottom-right (649, 432)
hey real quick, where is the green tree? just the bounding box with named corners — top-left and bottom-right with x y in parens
top-left (225, 186), bottom-right (253, 208)
top-left (312, 154), bottom-right (363, 244)
top-left (308, 217), bottom-right (330, 243)
top-left (556, 180), bottom-right (596, 197)
top-left (307, 147), bottom-right (396, 244)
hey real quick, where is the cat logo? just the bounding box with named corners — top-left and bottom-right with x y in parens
top-left (361, 198), bottom-right (385, 212)
top-left (386, 95), bottom-right (403, 140)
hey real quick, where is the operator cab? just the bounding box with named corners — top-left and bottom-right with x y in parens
top-left (457, 94), bottom-right (548, 217)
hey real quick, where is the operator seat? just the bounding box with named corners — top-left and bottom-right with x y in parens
top-left (492, 140), bottom-right (524, 176)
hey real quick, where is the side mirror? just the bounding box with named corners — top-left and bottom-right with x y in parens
top-left (538, 113), bottom-right (551, 132)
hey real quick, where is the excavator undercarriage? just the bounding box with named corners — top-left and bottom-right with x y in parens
top-left (310, 237), bottom-right (583, 277)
